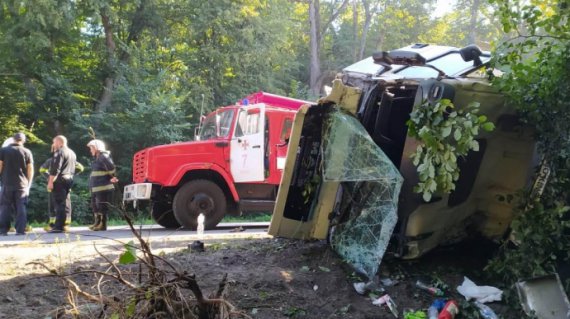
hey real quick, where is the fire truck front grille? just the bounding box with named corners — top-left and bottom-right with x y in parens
top-left (133, 150), bottom-right (148, 182)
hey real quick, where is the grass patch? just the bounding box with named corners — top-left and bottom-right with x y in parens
top-left (29, 214), bottom-right (271, 228)
top-left (222, 213), bottom-right (272, 223)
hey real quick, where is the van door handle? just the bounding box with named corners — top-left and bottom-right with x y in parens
top-left (252, 145), bottom-right (261, 149)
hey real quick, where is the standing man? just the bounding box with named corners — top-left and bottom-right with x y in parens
top-left (46, 135), bottom-right (77, 233)
top-left (87, 139), bottom-right (118, 231)
top-left (0, 133), bottom-right (34, 235)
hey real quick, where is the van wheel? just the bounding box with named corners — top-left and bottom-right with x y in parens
top-left (151, 202), bottom-right (180, 229)
top-left (173, 179), bottom-right (227, 230)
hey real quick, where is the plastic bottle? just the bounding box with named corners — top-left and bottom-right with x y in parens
top-left (416, 280), bottom-right (445, 296)
top-left (197, 213), bottom-right (205, 237)
top-left (474, 302), bottom-right (498, 319)
top-left (437, 300), bottom-right (459, 319)
top-left (372, 294), bottom-right (398, 317)
top-left (428, 305), bottom-right (439, 319)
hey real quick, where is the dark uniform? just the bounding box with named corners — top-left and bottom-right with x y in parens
top-left (0, 143), bottom-right (33, 235)
top-left (40, 158), bottom-right (84, 229)
top-left (49, 146), bottom-right (77, 231)
top-left (89, 151), bottom-right (116, 230)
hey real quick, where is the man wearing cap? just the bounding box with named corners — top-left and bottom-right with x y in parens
top-left (45, 135), bottom-right (77, 233)
top-left (87, 139), bottom-right (118, 231)
top-left (0, 133), bottom-right (34, 235)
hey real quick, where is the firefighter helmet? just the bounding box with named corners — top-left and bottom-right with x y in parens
top-left (87, 139), bottom-right (106, 152)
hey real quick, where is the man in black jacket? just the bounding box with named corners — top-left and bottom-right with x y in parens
top-left (46, 135), bottom-right (77, 233)
top-left (0, 133), bottom-right (34, 235)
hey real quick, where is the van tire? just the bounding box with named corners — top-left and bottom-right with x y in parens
top-left (151, 202), bottom-right (180, 229)
top-left (173, 179), bottom-right (227, 230)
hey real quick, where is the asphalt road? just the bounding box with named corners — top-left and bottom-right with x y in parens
top-left (0, 222), bottom-right (271, 246)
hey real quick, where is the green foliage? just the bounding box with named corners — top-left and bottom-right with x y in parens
top-left (485, 0), bottom-right (570, 294)
top-left (119, 240), bottom-right (137, 265)
top-left (407, 99), bottom-right (494, 201)
top-left (487, 198), bottom-right (570, 281)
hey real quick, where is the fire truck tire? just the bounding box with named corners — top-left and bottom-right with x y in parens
top-left (151, 202), bottom-right (181, 229)
top-left (173, 179), bottom-right (227, 230)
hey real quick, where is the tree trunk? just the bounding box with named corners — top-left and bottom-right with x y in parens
top-left (374, 1), bottom-right (388, 51)
top-left (468, 0), bottom-right (480, 45)
top-left (358, 0), bottom-right (373, 60)
top-left (96, 0), bottom-right (149, 112)
top-left (309, 0), bottom-right (321, 97)
top-left (352, 0), bottom-right (359, 62)
top-left (309, 0), bottom-right (349, 96)
top-left (359, 0), bottom-right (383, 60)
top-left (96, 9), bottom-right (116, 113)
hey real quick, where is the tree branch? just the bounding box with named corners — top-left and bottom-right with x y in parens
top-left (319, 0), bottom-right (350, 43)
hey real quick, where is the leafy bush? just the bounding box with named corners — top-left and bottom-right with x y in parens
top-left (407, 99), bottom-right (494, 201)
top-left (486, 0), bottom-right (570, 299)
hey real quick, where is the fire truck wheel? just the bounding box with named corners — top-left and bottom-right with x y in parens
top-left (173, 179), bottom-right (227, 230)
top-left (151, 202), bottom-right (181, 229)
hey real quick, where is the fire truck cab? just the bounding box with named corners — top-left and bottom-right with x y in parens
top-left (123, 92), bottom-right (309, 229)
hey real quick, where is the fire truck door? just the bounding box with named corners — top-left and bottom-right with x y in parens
top-left (231, 107), bottom-right (265, 182)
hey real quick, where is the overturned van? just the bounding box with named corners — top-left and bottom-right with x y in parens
top-left (269, 44), bottom-right (538, 279)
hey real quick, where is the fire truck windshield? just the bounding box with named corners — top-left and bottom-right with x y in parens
top-left (199, 109), bottom-right (236, 141)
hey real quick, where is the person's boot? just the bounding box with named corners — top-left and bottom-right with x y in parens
top-left (92, 214), bottom-right (107, 231)
top-left (44, 217), bottom-right (56, 231)
top-left (88, 213), bottom-right (101, 230)
top-left (64, 217), bottom-right (71, 232)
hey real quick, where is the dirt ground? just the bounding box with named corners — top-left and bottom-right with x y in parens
top-left (0, 234), bottom-right (507, 319)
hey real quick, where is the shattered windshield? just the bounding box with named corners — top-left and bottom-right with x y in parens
top-left (322, 108), bottom-right (403, 280)
top-left (199, 109), bottom-right (235, 141)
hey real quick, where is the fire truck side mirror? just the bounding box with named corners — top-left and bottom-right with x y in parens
top-left (194, 127), bottom-right (201, 140)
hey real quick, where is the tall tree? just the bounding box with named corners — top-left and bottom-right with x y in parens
top-left (357, 0), bottom-right (383, 60)
top-left (308, 0), bottom-right (349, 96)
top-left (468, 0), bottom-right (481, 44)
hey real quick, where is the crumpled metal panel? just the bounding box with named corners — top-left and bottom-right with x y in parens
top-left (322, 108), bottom-right (403, 280)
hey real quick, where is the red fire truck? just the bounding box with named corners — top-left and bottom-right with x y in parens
top-left (123, 92), bottom-right (309, 229)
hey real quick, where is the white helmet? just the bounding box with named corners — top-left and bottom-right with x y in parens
top-left (87, 139), bottom-right (106, 152)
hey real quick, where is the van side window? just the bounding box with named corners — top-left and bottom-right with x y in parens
top-left (245, 112), bottom-right (260, 135)
top-left (280, 118), bottom-right (293, 142)
top-left (235, 110), bottom-right (247, 137)
top-left (235, 109), bottom-right (261, 137)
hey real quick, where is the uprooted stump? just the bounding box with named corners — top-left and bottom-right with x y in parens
top-left (29, 212), bottom-right (250, 319)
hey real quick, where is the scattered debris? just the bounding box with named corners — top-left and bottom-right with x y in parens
top-left (474, 302), bottom-right (498, 319)
top-left (318, 266), bottom-right (331, 273)
top-left (456, 277), bottom-right (502, 303)
top-left (372, 294), bottom-right (398, 317)
top-left (416, 280), bottom-right (445, 297)
top-left (229, 226), bottom-right (245, 232)
top-left (428, 299), bottom-right (446, 318)
top-left (438, 300), bottom-right (459, 319)
top-left (516, 273), bottom-right (570, 319)
top-left (353, 281), bottom-right (375, 295)
top-left (404, 309), bottom-right (427, 319)
top-left (380, 277), bottom-right (398, 287)
top-left (190, 240), bottom-right (205, 252)
top-left (427, 304), bottom-right (438, 319)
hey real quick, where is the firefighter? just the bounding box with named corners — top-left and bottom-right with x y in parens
top-left (46, 135), bottom-right (77, 233)
top-left (87, 139), bottom-right (118, 231)
top-left (39, 155), bottom-right (84, 231)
